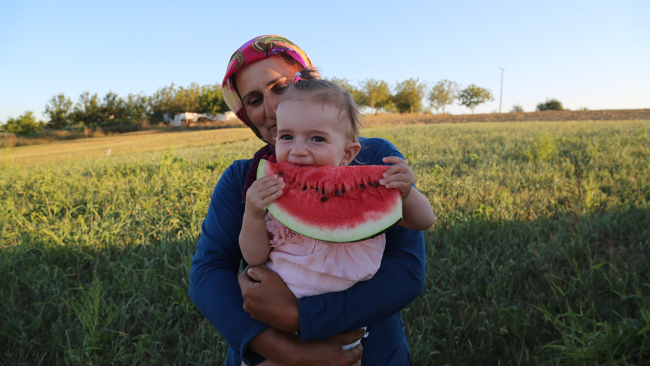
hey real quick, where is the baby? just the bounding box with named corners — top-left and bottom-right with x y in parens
top-left (239, 68), bottom-right (435, 363)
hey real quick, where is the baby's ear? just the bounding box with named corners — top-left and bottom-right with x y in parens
top-left (340, 142), bottom-right (361, 166)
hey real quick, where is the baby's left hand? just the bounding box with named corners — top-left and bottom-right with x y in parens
top-left (379, 156), bottom-right (415, 199)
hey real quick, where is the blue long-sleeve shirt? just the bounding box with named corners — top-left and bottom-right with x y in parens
top-left (189, 137), bottom-right (425, 365)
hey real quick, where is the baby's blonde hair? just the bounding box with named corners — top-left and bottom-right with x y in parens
top-left (278, 68), bottom-right (361, 141)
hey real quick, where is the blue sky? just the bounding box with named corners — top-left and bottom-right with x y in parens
top-left (1, 0), bottom-right (648, 123)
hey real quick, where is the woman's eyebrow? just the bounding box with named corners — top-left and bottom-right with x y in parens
top-left (241, 76), bottom-right (287, 101)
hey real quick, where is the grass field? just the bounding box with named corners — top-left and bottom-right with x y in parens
top-left (1, 120), bottom-right (649, 365)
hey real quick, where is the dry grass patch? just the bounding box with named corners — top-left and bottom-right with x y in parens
top-left (1, 128), bottom-right (257, 166)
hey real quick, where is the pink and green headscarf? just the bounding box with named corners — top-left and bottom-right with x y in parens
top-left (222, 34), bottom-right (315, 137)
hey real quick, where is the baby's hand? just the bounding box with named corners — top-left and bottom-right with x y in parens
top-left (379, 156), bottom-right (415, 199)
top-left (245, 175), bottom-right (285, 219)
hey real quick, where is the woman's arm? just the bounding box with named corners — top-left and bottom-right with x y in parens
top-left (189, 161), bottom-right (270, 365)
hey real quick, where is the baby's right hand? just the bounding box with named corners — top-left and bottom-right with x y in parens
top-left (245, 175), bottom-right (285, 220)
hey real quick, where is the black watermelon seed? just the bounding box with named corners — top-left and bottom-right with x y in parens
top-left (341, 188), bottom-right (345, 194)
top-left (302, 186), bottom-right (306, 192)
top-left (360, 183), bottom-right (366, 189)
top-left (335, 190), bottom-right (339, 197)
top-left (320, 197), bottom-right (327, 202)
top-left (321, 189), bottom-right (325, 195)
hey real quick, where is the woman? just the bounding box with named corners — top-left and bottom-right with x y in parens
top-left (188, 35), bottom-right (425, 366)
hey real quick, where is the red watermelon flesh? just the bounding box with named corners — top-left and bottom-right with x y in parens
top-left (257, 159), bottom-right (402, 242)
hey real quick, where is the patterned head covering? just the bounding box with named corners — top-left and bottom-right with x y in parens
top-left (222, 35), bottom-right (315, 138)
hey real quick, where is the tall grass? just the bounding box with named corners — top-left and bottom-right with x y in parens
top-left (1, 120), bottom-right (649, 365)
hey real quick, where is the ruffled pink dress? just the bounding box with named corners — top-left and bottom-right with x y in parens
top-left (264, 213), bottom-right (386, 299)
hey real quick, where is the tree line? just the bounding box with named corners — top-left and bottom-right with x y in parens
top-left (2, 83), bottom-right (229, 135)
top-left (328, 78), bottom-right (494, 115)
top-left (2, 76), bottom-right (567, 136)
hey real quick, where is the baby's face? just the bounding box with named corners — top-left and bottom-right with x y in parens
top-left (275, 99), bottom-right (352, 166)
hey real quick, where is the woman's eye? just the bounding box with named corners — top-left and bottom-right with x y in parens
top-left (246, 97), bottom-right (261, 106)
top-left (274, 84), bottom-right (289, 93)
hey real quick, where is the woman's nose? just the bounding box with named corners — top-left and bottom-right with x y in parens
top-left (265, 94), bottom-right (279, 120)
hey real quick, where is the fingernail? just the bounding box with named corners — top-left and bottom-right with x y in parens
top-left (379, 179), bottom-right (385, 185)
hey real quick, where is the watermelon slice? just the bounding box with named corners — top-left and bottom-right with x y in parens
top-left (257, 159), bottom-right (402, 242)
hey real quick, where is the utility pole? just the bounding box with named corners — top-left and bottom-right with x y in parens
top-left (499, 68), bottom-right (505, 113)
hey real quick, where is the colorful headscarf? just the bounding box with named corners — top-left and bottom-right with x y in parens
top-left (222, 35), bottom-right (315, 201)
top-left (222, 34), bottom-right (315, 136)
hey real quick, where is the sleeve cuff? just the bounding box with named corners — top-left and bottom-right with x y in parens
top-left (298, 296), bottom-right (321, 342)
top-left (240, 322), bottom-right (270, 366)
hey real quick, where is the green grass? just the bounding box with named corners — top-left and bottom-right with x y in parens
top-left (1, 120), bottom-right (649, 365)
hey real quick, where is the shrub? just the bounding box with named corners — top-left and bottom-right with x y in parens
top-left (5, 111), bottom-right (43, 135)
top-left (536, 98), bottom-right (563, 111)
top-left (510, 104), bottom-right (524, 113)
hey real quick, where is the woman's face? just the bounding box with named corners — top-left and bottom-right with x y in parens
top-left (234, 56), bottom-right (302, 145)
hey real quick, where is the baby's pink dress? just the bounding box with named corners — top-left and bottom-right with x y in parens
top-left (264, 213), bottom-right (386, 299)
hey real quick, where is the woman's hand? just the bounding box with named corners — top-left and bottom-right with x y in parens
top-left (245, 175), bottom-right (284, 219)
top-left (379, 156), bottom-right (415, 199)
top-left (239, 265), bottom-right (300, 332)
top-left (248, 327), bottom-right (364, 366)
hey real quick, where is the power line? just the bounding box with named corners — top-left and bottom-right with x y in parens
top-left (499, 68), bottom-right (505, 113)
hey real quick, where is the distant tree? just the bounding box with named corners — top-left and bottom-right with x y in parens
top-left (101, 91), bottom-right (130, 124)
top-left (147, 84), bottom-right (177, 124)
top-left (124, 93), bottom-right (148, 123)
top-left (174, 83), bottom-right (201, 114)
top-left (457, 84), bottom-right (494, 114)
top-left (5, 111), bottom-right (43, 135)
top-left (359, 79), bottom-right (392, 114)
top-left (71, 92), bottom-right (103, 126)
top-left (198, 84), bottom-right (228, 115)
top-left (536, 98), bottom-right (563, 111)
top-left (44, 93), bottom-right (73, 130)
top-left (327, 77), bottom-right (363, 106)
top-left (393, 78), bottom-right (427, 113)
top-left (510, 104), bottom-right (524, 113)
top-left (428, 79), bottom-right (459, 114)
top-left (383, 101), bottom-right (398, 113)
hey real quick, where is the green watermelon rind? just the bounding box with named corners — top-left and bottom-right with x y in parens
top-left (257, 159), bottom-right (403, 243)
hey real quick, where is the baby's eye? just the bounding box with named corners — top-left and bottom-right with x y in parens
top-left (279, 134), bottom-right (293, 140)
top-left (312, 136), bottom-right (325, 142)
